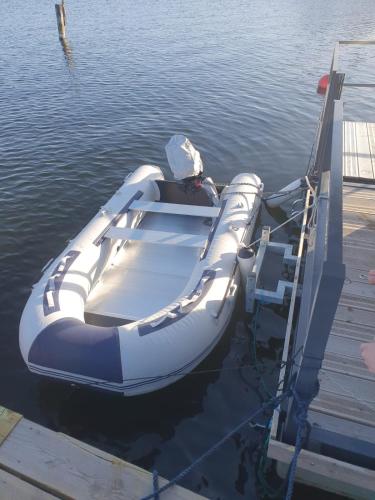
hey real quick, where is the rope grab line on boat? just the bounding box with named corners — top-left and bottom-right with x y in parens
top-left (221, 181), bottom-right (301, 199)
top-left (222, 175), bottom-right (315, 205)
top-left (63, 349), bottom-right (303, 388)
top-left (242, 197), bottom-right (316, 251)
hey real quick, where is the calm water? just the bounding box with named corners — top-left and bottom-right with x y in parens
top-left (1, 1), bottom-right (375, 498)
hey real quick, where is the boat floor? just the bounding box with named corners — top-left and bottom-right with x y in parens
top-left (85, 212), bottom-right (211, 322)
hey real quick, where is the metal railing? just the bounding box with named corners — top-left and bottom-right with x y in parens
top-left (334, 40), bottom-right (375, 88)
top-left (282, 48), bottom-right (349, 441)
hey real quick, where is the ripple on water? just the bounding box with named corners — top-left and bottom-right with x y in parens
top-left (1, 1), bottom-right (374, 498)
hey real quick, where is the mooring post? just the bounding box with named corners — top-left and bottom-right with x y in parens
top-left (61, 0), bottom-right (66, 26)
top-left (55, 2), bottom-right (66, 39)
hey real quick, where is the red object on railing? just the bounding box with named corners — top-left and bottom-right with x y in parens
top-left (317, 74), bottom-right (330, 95)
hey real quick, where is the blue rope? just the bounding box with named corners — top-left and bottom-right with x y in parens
top-left (141, 346), bottom-right (310, 500)
top-left (140, 387), bottom-right (293, 500)
top-left (152, 470), bottom-right (159, 500)
top-left (284, 388), bottom-right (310, 500)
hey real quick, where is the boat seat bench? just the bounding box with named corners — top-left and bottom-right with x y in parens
top-left (104, 226), bottom-right (208, 248)
top-left (129, 200), bottom-right (220, 218)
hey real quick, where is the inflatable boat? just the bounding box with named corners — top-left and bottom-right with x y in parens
top-left (19, 136), bottom-right (262, 395)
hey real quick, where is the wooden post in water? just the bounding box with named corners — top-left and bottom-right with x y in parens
top-left (55, 1), bottom-right (66, 39)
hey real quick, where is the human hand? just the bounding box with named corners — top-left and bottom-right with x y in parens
top-left (360, 341), bottom-right (375, 373)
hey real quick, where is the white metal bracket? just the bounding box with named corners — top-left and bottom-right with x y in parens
top-left (246, 226), bottom-right (297, 313)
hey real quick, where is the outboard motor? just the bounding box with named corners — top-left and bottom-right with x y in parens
top-left (165, 135), bottom-right (219, 206)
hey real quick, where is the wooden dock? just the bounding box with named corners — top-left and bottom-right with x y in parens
top-left (311, 182), bottom-right (375, 438)
top-left (268, 186), bottom-right (375, 500)
top-left (268, 180), bottom-right (375, 499)
top-left (267, 45), bottom-right (375, 498)
top-left (0, 406), bottom-right (204, 500)
top-left (344, 121), bottom-right (375, 180)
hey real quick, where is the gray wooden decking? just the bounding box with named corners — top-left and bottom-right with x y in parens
top-left (308, 182), bottom-right (375, 457)
top-left (0, 405), bottom-right (204, 500)
top-left (268, 181), bottom-right (375, 498)
top-left (344, 121), bottom-right (375, 179)
top-left (267, 42), bottom-right (375, 498)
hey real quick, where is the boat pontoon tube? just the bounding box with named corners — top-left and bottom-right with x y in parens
top-left (20, 165), bottom-right (262, 395)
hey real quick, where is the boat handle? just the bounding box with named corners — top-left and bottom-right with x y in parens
top-left (41, 258), bottom-right (53, 273)
top-left (145, 273), bottom-right (214, 329)
top-left (212, 276), bottom-right (237, 319)
top-left (229, 283), bottom-right (237, 297)
top-left (150, 281), bottom-right (207, 327)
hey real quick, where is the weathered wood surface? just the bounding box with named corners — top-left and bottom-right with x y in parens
top-left (343, 122), bottom-right (375, 179)
top-left (55, 3), bottom-right (66, 39)
top-left (330, 317), bottom-right (375, 342)
top-left (309, 182), bottom-right (375, 445)
top-left (0, 406), bottom-right (22, 445)
top-left (268, 439), bottom-right (375, 500)
top-left (344, 121), bottom-right (359, 177)
top-left (0, 468), bottom-right (58, 500)
top-left (0, 413), bottom-right (204, 500)
top-left (268, 146), bottom-right (375, 498)
top-left (309, 410), bottom-right (375, 445)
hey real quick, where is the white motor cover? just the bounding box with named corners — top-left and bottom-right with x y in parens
top-left (165, 135), bottom-right (203, 180)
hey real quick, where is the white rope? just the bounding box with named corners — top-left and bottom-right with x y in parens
top-left (304, 175), bottom-right (316, 199)
top-left (241, 200), bottom-right (316, 249)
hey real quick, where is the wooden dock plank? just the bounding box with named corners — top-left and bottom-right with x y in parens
top-left (343, 121), bottom-right (359, 177)
top-left (268, 439), bottom-right (375, 500)
top-left (343, 194), bottom-right (375, 214)
top-left (343, 185), bottom-right (375, 199)
top-left (342, 266), bottom-right (371, 285)
top-left (344, 181), bottom-right (375, 190)
top-left (331, 318), bottom-right (375, 343)
top-left (367, 122), bottom-right (375, 173)
top-left (0, 418), bottom-right (204, 500)
top-left (308, 411), bottom-right (375, 446)
top-left (0, 469), bottom-right (58, 500)
top-left (343, 243), bottom-right (375, 272)
top-left (339, 293), bottom-right (375, 314)
top-left (318, 370), bottom-right (375, 411)
top-left (343, 122), bottom-right (375, 179)
top-left (342, 279), bottom-right (375, 300)
top-left (326, 334), bottom-right (368, 361)
top-left (323, 352), bottom-right (375, 383)
top-left (354, 122), bottom-right (374, 179)
top-left (335, 301), bottom-right (375, 327)
top-left (343, 225), bottom-right (375, 246)
top-left (307, 181), bottom-right (375, 463)
top-left (268, 178), bottom-right (375, 497)
top-left (343, 209), bottom-right (375, 232)
top-left (310, 391), bottom-right (374, 427)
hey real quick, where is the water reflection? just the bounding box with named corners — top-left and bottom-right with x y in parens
top-left (59, 36), bottom-right (74, 71)
top-left (3, 0), bottom-right (375, 497)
